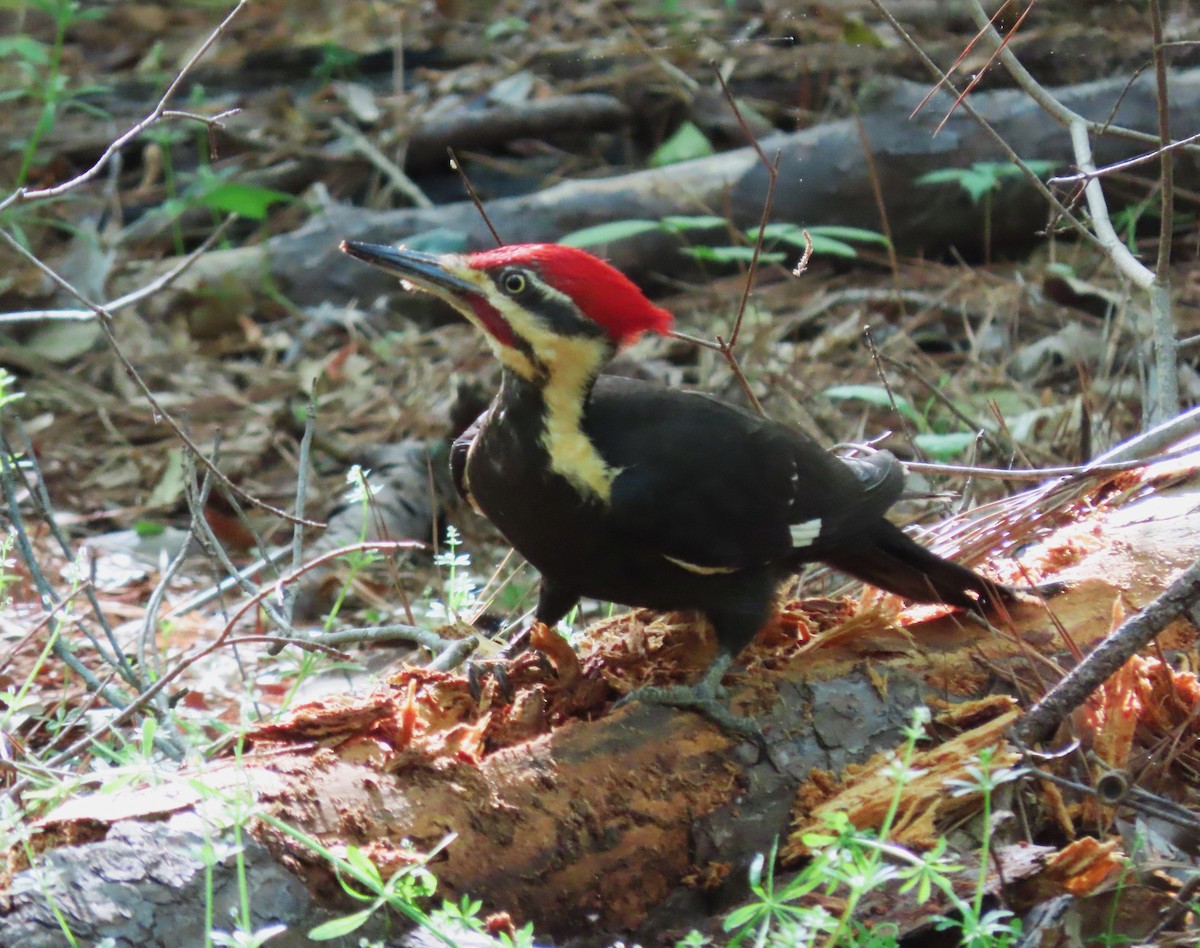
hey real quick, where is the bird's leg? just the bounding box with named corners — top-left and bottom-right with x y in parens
top-left (614, 651), bottom-right (766, 749)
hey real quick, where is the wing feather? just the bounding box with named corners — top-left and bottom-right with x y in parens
top-left (587, 377), bottom-right (906, 571)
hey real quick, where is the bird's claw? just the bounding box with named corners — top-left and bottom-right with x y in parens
top-left (614, 655), bottom-right (772, 764)
top-left (467, 658), bottom-right (512, 702)
top-left (466, 649), bottom-right (556, 702)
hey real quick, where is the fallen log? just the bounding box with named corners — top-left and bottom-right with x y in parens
top-left (136, 67), bottom-right (1200, 317)
top-left (4, 450), bottom-right (1200, 946)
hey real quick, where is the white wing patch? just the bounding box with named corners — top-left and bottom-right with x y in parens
top-left (789, 518), bottom-right (822, 549)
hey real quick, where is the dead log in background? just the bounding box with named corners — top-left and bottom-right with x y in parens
top-left (4, 464), bottom-right (1200, 946)
top-left (139, 67), bottom-right (1200, 317)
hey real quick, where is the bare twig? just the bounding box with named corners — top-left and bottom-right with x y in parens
top-left (0, 228), bottom-right (322, 527)
top-left (1014, 557), bottom-right (1200, 744)
top-left (0, 1), bottom-right (248, 214)
top-left (865, 0), bottom-right (1102, 254)
top-left (448, 147), bottom-right (502, 246)
top-left (0, 215), bottom-right (236, 324)
top-left (960, 0), bottom-right (1179, 426)
top-left (707, 66), bottom-right (782, 417)
top-left (284, 393), bottom-right (319, 627)
top-left (909, 0), bottom-right (1016, 118)
top-left (1048, 128), bottom-right (1200, 186)
top-left (933, 0), bottom-right (1037, 138)
top-left (0, 444), bottom-right (129, 704)
top-left (905, 442), bottom-right (1198, 481)
top-left (852, 110), bottom-right (899, 280)
top-left (6, 419), bottom-right (144, 688)
top-left (877, 352), bottom-right (1008, 457)
top-left (216, 540), bottom-right (426, 643)
top-left (1148, 0), bottom-right (1179, 423)
top-left (308, 624), bottom-right (462, 653)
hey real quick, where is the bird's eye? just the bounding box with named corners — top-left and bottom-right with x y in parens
top-left (502, 271), bottom-right (527, 295)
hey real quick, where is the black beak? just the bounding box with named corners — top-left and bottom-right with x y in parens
top-left (339, 241), bottom-right (478, 297)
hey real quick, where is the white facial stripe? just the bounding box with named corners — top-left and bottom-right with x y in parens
top-left (790, 518), bottom-right (822, 548)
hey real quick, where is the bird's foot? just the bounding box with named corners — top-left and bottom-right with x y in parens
top-left (467, 622), bottom-right (566, 701)
top-left (466, 649), bottom-right (555, 701)
top-left (614, 655), bottom-right (769, 760)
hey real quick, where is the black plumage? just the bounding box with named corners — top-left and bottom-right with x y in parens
top-left (452, 371), bottom-right (1005, 665)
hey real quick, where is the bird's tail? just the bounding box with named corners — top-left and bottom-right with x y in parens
top-left (822, 519), bottom-right (1009, 612)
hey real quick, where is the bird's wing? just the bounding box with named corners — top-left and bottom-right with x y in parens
top-left (588, 377), bottom-right (905, 572)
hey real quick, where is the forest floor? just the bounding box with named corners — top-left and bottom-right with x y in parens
top-left (2, 1), bottom-right (1200, 945)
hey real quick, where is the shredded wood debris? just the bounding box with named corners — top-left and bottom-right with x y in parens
top-left (784, 706), bottom-right (1021, 861)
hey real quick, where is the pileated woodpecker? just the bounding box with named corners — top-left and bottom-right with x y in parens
top-left (341, 240), bottom-right (1012, 739)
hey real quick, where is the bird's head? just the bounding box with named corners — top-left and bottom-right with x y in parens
top-left (340, 241), bottom-right (673, 381)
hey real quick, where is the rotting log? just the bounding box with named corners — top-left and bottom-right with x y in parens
top-left (4, 466), bottom-right (1200, 946)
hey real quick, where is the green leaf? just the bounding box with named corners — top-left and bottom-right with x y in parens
top-left (807, 225), bottom-right (891, 247)
top-left (913, 431), bottom-right (978, 459)
top-left (914, 168), bottom-right (967, 185)
top-left (747, 852), bottom-right (764, 888)
top-left (484, 16), bottom-right (527, 40)
top-left (650, 121), bottom-right (714, 167)
top-left (196, 182), bottom-right (292, 220)
top-left (748, 222), bottom-right (805, 243)
top-left (0, 36), bottom-right (49, 65)
top-left (747, 223), bottom-right (888, 256)
top-left (343, 846), bottom-right (383, 887)
top-left (916, 161), bottom-right (1054, 204)
top-left (842, 16), bottom-right (885, 47)
top-left (723, 903), bottom-right (763, 929)
top-left (823, 384), bottom-right (922, 426)
top-left (133, 520), bottom-right (166, 537)
top-left (308, 909), bottom-right (374, 940)
top-left (558, 219), bottom-right (661, 248)
top-left (661, 214), bottom-right (728, 232)
top-left (806, 235), bottom-right (859, 259)
top-left (683, 245), bottom-right (786, 264)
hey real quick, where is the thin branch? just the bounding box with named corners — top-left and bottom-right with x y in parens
top-left (448, 147), bottom-right (502, 245)
top-left (708, 66), bottom-right (781, 417)
top-left (0, 448), bottom-right (128, 704)
top-left (216, 540), bottom-right (426, 642)
top-left (284, 393), bottom-right (319, 628)
top-left (0, 215), bottom-right (236, 324)
top-left (1014, 557), bottom-right (1200, 744)
top-left (714, 68), bottom-right (776, 352)
top-left (909, 0), bottom-right (1016, 117)
top-left (1148, 0), bottom-right (1179, 426)
top-left (861, 326), bottom-right (926, 463)
top-left (852, 110), bottom-right (898, 280)
top-left (1048, 128), bottom-right (1200, 186)
top-left (961, 0), bottom-right (1178, 426)
top-left (0, 227), bottom-right (322, 527)
top-left (904, 445), bottom-right (1194, 481)
top-left (0, 1), bottom-right (248, 213)
top-left (866, 0), bottom-right (1101, 254)
top-left (1147, 0), bottom-right (1176, 274)
top-left (934, 0), bottom-right (1037, 138)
